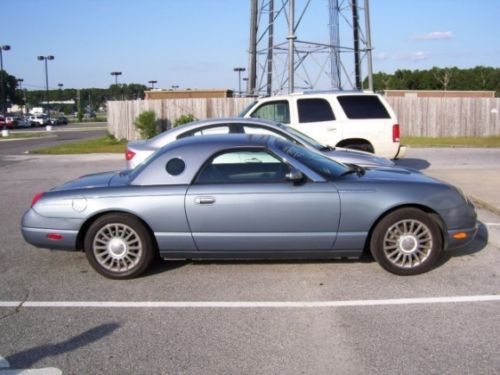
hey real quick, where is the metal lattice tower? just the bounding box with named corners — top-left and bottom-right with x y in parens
top-left (247, 0), bottom-right (373, 96)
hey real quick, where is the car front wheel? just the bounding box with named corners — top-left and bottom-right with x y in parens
top-left (370, 208), bottom-right (443, 275)
top-left (84, 213), bottom-right (155, 279)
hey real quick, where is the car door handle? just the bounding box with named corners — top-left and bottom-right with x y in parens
top-left (195, 196), bottom-right (216, 205)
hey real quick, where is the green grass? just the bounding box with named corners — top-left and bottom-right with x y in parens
top-left (0, 132), bottom-right (51, 140)
top-left (402, 136), bottom-right (500, 148)
top-left (31, 135), bottom-right (127, 154)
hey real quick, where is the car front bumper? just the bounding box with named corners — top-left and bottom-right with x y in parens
top-left (446, 222), bottom-right (479, 250)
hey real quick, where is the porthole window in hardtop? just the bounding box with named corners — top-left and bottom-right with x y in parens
top-left (250, 101), bottom-right (290, 123)
top-left (166, 158), bottom-right (186, 176)
top-left (195, 149), bottom-right (289, 184)
top-left (297, 98), bottom-right (335, 123)
top-left (337, 95), bottom-right (390, 119)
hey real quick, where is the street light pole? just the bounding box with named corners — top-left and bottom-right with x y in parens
top-left (148, 80), bottom-right (157, 89)
top-left (58, 83), bottom-right (63, 102)
top-left (37, 55), bottom-right (54, 117)
top-left (110, 71), bottom-right (122, 100)
top-left (17, 78), bottom-right (25, 114)
top-left (1, 44), bottom-right (11, 128)
top-left (233, 67), bottom-right (246, 96)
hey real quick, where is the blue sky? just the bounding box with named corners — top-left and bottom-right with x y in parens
top-left (0, 0), bottom-right (498, 90)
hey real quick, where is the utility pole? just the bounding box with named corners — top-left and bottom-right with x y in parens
top-left (352, 0), bottom-right (362, 90)
top-left (266, 0), bottom-right (274, 96)
top-left (287, 0), bottom-right (296, 94)
top-left (247, 0), bottom-right (258, 96)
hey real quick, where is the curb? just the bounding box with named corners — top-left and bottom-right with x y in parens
top-left (471, 196), bottom-right (500, 217)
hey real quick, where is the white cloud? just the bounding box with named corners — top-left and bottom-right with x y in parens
top-left (394, 51), bottom-right (430, 61)
top-left (412, 31), bottom-right (454, 41)
top-left (374, 52), bottom-right (389, 60)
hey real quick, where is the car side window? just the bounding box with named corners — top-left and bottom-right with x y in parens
top-left (250, 101), bottom-right (290, 124)
top-left (242, 125), bottom-right (289, 141)
top-left (337, 95), bottom-right (390, 119)
top-left (177, 125), bottom-right (231, 139)
top-left (297, 98), bottom-right (335, 123)
top-left (195, 150), bottom-right (289, 184)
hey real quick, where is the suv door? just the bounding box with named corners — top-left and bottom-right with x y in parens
top-left (291, 97), bottom-right (340, 147)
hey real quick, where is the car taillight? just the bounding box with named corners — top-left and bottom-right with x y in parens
top-left (125, 149), bottom-right (136, 161)
top-left (392, 124), bottom-right (400, 143)
top-left (31, 192), bottom-right (44, 207)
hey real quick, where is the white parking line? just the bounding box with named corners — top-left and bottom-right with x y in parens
top-left (0, 295), bottom-right (499, 309)
top-left (485, 223), bottom-right (500, 226)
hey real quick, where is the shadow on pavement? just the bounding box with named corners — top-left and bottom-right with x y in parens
top-left (395, 158), bottom-right (431, 171)
top-left (6, 323), bottom-right (120, 369)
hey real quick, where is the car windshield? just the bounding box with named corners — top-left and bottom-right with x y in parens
top-left (275, 139), bottom-right (348, 180)
top-left (278, 124), bottom-right (326, 150)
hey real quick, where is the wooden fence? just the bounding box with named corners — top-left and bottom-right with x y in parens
top-left (107, 98), bottom-right (255, 140)
top-left (387, 97), bottom-right (500, 137)
top-left (107, 97), bottom-right (500, 140)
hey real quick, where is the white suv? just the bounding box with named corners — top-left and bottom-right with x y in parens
top-left (241, 91), bottom-right (406, 159)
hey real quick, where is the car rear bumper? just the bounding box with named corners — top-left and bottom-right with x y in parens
top-left (21, 208), bottom-right (83, 250)
top-left (21, 227), bottom-right (79, 250)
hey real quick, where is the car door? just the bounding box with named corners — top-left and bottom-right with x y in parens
top-left (185, 148), bottom-right (340, 252)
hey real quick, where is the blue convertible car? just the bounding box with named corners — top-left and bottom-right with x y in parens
top-left (21, 135), bottom-right (477, 278)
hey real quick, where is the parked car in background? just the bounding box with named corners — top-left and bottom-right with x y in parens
top-left (15, 116), bottom-right (31, 128)
top-left (240, 90), bottom-right (406, 159)
top-left (22, 134), bottom-right (477, 279)
top-left (29, 114), bottom-right (49, 126)
top-left (125, 118), bottom-right (395, 169)
top-left (0, 116), bottom-right (16, 129)
top-left (49, 116), bottom-right (68, 125)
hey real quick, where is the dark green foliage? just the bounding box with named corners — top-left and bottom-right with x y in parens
top-left (173, 114), bottom-right (197, 127)
top-left (367, 66), bottom-right (500, 96)
top-left (134, 110), bottom-right (158, 139)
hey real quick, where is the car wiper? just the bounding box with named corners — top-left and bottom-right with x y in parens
top-left (340, 164), bottom-right (366, 177)
top-left (319, 145), bottom-right (336, 152)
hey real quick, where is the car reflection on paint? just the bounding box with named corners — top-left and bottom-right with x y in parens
top-left (21, 135), bottom-right (477, 279)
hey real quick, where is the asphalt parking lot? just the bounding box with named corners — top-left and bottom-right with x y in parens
top-left (0, 149), bottom-right (499, 374)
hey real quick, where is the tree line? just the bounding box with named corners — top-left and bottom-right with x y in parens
top-left (368, 66), bottom-right (499, 95)
top-left (1, 69), bottom-right (147, 114)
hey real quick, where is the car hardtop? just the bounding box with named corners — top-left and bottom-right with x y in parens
top-left (149, 117), bottom-right (285, 147)
top-left (156, 132), bottom-right (275, 153)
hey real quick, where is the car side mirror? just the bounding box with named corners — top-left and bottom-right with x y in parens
top-left (285, 169), bottom-right (304, 184)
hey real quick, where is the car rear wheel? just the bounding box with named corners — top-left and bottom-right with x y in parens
top-left (370, 208), bottom-right (442, 275)
top-left (84, 213), bottom-right (155, 279)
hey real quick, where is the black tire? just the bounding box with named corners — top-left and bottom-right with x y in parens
top-left (84, 213), bottom-right (155, 279)
top-left (370, 208), bottom-right (442, 275)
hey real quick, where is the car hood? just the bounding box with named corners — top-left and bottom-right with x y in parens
top-left (345, 166), bottom-right (441, 184)
top-left (323, 147), bottom-right (395, 168)
top-left (50, 170), bottom-right (130, 192)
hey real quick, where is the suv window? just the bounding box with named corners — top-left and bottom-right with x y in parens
top-left (250, 101), bottom-right (290, 124)
top-left (195, 150), bottom-right (289, 184)
top-left (337, 95), bottom-right (390, 119)
top-left (297, 98), bottom-right (335, 123)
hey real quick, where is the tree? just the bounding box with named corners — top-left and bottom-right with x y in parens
top-left (0, 70), bottom-right (23, 111)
